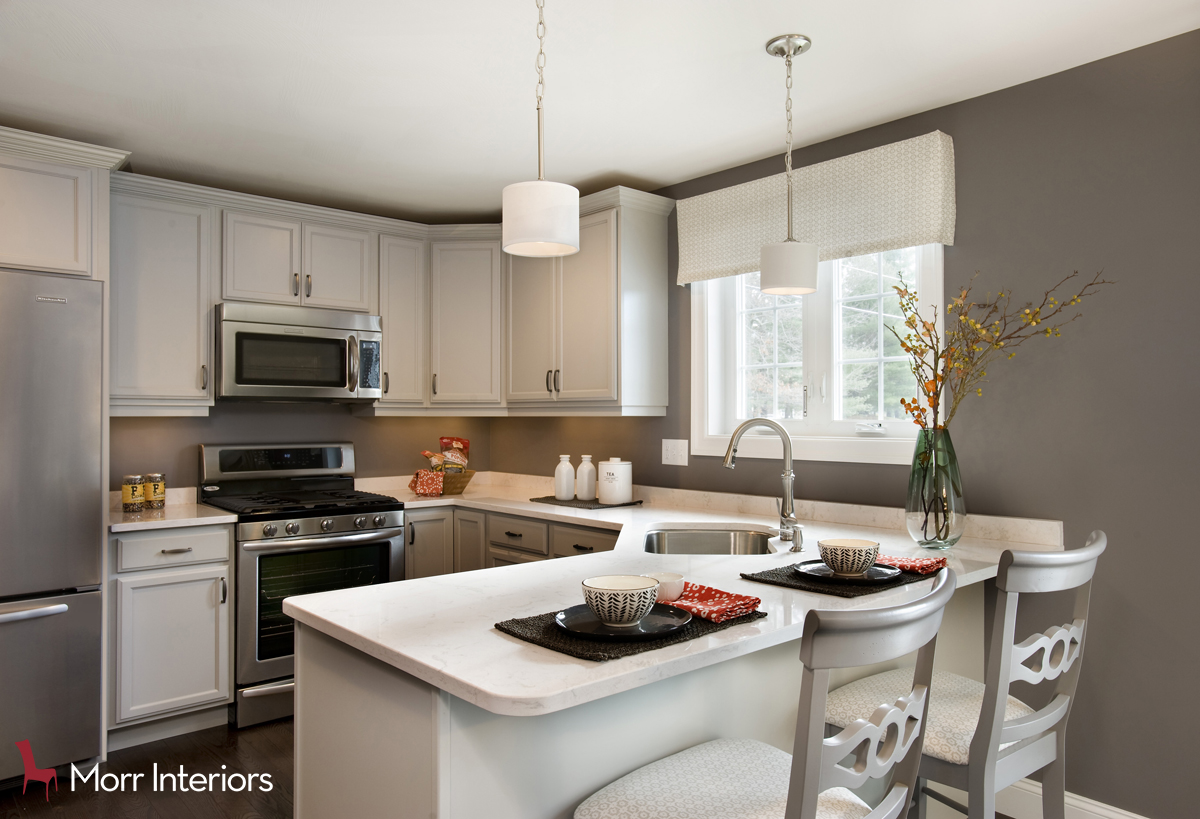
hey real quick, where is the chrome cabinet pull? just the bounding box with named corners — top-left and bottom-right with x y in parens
top-left (161, 547), bottom-right (193, 554)
top-left (305, 274), bottom-right (312, 297)
top-left (293, 273), bottom-right (300, 296)
top-left (220, 577), bottom-right (227, 604)
top-left (383, 372), bottom-right (390, 394)
top-left (0, 603), bottom-right (68, 625)
top-left (554, 369), bottom-right (561, 392)
top-left (546, 370), bottom-right (553, 392)
top-left (504, 531), bottom-right (523, 538)
top-left (432, 373), bottom-right (438, 396)
top-left (347, 335), bottom-right (359, 391)
top-left (572, 543), bottom-right (593, 552)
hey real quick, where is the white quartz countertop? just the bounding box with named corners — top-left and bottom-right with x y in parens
top-left (283, 473), bottom-right (1062, 717)
top-left (109, 502), bottom-right (236, 532)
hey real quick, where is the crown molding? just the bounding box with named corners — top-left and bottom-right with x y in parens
top-left (581, 185), bottom-right (675, 217)
top-left (0, 125), bottom-right (129, 170)
top-left (426, 223), bottom-right (502, 241)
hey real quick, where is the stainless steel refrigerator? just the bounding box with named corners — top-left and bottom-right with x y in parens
top-left (0, 269), bottom-right (103, 781)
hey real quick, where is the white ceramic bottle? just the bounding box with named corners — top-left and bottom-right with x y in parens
top-left (576, 455), bottom-right (597, 501)
top-left (554, 455), bottom-right (575, 501)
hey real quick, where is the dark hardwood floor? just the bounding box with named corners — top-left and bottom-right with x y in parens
top-left (1, 720), bottom-right (293, 818)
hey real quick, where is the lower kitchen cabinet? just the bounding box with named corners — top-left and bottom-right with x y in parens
top-left (111, 525), bottom-right (233, 724)
top-left (550, 523), bottom-right (618, 557)
top-left (453, 509), bottom-right (486, 573)
top-left (406, 508), bottom-right (454, 579)
top-left (486, 545), bottom-right (546, 569)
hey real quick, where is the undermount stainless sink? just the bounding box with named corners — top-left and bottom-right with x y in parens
top-left (643, 528), bottom-right (776, 555)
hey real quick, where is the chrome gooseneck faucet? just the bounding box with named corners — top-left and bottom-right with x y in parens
top-left (722, 418), bottom-right (803, 550)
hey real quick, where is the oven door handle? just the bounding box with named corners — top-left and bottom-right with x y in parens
top-left (241, 527), bottom-right (405, 552)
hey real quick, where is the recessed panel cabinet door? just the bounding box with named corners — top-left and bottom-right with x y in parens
top-left (559, 209), bottom-right (618, 400)
top-left (379, 235), bottom-right (426, 403)
top-left (116, 564), bottom-right (230, 722)
top-left (405, 509), bottom-right (454, 579)
top-left (111, 194), bottom-right (211, 399)
top-left (429, 241), bottom-right (502, 404)
top-left (0, 154), bottom-right (91, 276)
top-left (453, 509), bottom-right (487, 573)
top-left (507, 254), bottom-right (558, 402)
top-left (303, 222), bottom-right (370, 312)
top-left (223, 210), bottom-right (302, 304)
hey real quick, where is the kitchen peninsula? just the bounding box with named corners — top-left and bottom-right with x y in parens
top-left (283, 475), bottom-right (1061, 819)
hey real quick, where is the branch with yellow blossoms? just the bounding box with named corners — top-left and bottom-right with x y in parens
top-left (889, 270), bottom-right (1111, 429)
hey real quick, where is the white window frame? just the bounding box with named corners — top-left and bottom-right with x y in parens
top-left (690, 244), bottom-right (944, 465)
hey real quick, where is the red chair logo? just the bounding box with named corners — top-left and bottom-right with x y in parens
top-left (14, 740), bottom-right (57, 801)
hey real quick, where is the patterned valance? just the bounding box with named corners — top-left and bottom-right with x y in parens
top-left (676, 131), bottom-right (956, 285)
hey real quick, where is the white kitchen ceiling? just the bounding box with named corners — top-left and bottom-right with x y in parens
top-left (0, 1), bottom-right (1195, 222)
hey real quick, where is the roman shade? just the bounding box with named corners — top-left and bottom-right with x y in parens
top-left (676, 130), bottom-right (956, 285)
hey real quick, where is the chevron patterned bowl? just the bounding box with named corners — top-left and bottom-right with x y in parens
top-left (817, 539), bottom-right (880, 577)
top-left (582, 575), bottom-right (660, 627)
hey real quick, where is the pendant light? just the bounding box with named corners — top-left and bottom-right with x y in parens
top-left (502, 0), bottom-right (579, 257)
top-left (760, 34), bottom-right (818, 295)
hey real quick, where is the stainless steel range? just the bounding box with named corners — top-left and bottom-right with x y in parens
top-left (199, 443), bottom-right (404, 728)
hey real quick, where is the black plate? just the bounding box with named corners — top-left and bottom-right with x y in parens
top-left (554, 603), bottom-right (692, 641)
top-left (793, 560), bottom-right (903, 585)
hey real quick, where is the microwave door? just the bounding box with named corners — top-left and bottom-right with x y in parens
top-left (220, 321), bottom-right (358, 400)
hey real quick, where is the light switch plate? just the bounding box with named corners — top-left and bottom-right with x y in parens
top-left (662, 439), bottom-right (689, 466)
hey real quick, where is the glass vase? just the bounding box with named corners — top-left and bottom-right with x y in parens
top-left (905, 428), bottom-right (966, 549)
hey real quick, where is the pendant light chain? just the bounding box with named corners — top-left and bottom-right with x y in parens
top-left (535, 0), bottom-right (547, 180)
top-left (784, 47), bottom-right (794, 242)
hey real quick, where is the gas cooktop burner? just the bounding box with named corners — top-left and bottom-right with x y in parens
top-left (205, 489), bottom-right (400, 516)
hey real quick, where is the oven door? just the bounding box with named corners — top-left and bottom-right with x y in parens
top-left (219, 319), bottom-right (381, 401)
top-left (236, 526), bottom-right (404, 686)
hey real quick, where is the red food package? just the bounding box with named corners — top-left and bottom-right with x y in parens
top-left (439, 437), bottom-right (470, 473)
top-left (408, 469), bottom-right (444, 497)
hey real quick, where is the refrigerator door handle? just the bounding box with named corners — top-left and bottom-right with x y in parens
top-left (0, 603), bottom-right (68, 625)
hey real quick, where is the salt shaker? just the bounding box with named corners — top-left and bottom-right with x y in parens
top-left (576, 455), bottom-right (597, 501)
top-left (554, 455), bottom-right (575, 501)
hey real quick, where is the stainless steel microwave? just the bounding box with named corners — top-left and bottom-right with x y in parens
top-left (216, 302), bottom-right (382, 402)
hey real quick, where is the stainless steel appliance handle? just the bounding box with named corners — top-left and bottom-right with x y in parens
top-left (305, 274), bottom-right (312, 297)
top-left (220, 577), bottom-right (227, 604)
top-left (241, 527), bottom-right (405, 552)
top-left (161, 547), bottom-right (193, 554)
top-left (383, 372), bottom-right (390, 394)
top-left (242, 681), bottom-right (295, 698)
top-left (201, 364), bottom-right (208, 390)
top-left (293, 273), bottom-right (300, 296)
top-left (554, 369), bottom-right (561, 392)
top-left (0, 603), bottom-right (68, 625)
top-left (348, 335), bottom-right (359, 391)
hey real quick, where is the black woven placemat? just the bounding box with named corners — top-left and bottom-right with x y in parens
top-left (529, 495), bottom-right (643, 510)
top-left (740, 565), bottom-right (933, 598)
top-left (495, 609), bottom-right (768, 662)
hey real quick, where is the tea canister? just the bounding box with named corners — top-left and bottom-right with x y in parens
top-left (597, 458), bottom-right (633, 505)
top-left (143, 473), bottom-right (166, 510)
top-left (122, 475), bottom-right (145, 513)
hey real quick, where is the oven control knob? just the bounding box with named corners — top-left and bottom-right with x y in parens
top-left (373, 514), bottom-right (387, 528)
top-left (321, 518), bottom-right (335, 532)
top-left (354, 516), bottom-right (367, 529)
top-left (262, 523), bottom-right (278, 537)
top-left (285, 522), bottom-right (300, 535)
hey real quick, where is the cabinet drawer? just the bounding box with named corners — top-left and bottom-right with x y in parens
top-left (551, 524), bottom-right (619, 558)
top-left (116, 527), bottom-right (231, 572)
top-left (486, 545), bottom-right (547, 569)
top-left (486, 514), bottom-right (548, 556)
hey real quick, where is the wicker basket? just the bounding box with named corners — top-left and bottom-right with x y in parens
top-left (440, 469), bottom-right (475, 496)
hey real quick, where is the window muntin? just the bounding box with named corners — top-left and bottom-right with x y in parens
top-left (736, 271), bottom-right (804, 420)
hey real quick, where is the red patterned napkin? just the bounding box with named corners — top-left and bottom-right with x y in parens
top-left (408, 469), bottom-right (444, 497)
top-left (876, 555), bottom-right (947, 575)
top-left (670, 582), bottom-right (762, 623)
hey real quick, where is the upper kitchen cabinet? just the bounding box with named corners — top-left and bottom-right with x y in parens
top-left (302, 222), bottom-right (370, 312)
top-left (505, 188), bottom-right (674, 415)
top-left (110, 183), bottom-right (213, 415)
top-left (0, 126), bottom-right (128, 280)
top-left (378, 234), bottom-right (427, 404)
top-left (430, 241), bottom-right (503, 405)
top-left (222, 210), bottom-right (302, 305)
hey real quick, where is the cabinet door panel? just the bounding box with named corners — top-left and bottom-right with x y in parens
top-left (429, 242), bottom-right (502, 403)
top-left (406, 509), bottom-right (454, 579)
top-left (223, 210), bottom-right (301, 304)
top-left (0, 155), bottom-right (91, 275)
top-left (453, 509), bottom-right (487, 573)
top-left (116, 564), bottom-right (230, 722)
top-left (559, 210), bottom-right (618, 400)
top-left (507, 254), bottom-right (558, 402)
top-left (379, 235), bottom-right (426, 403)
top-left (111, 194), bottom-right (210, 399)
top-left (303, 222), bottom-right (370, 312)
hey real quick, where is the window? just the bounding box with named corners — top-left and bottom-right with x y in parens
top-left (691, 244), bottom-right (943, 464)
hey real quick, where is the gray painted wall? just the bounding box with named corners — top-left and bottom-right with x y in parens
top-left (489, 30), bottom-right (1200, 817)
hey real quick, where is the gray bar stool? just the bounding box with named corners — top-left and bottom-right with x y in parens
top-left (575, 568), bottom-right (957, 819)
top-left (825, 532), bottom-right (1106, 819)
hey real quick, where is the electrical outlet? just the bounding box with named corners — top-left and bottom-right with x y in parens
top-left (662, 439), bottom-right (689, 466)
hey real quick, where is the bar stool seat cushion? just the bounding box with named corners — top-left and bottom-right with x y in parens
top-left (826, 669), bottom-right (1033, 766)
top-left (574, 738), bottom-right (870, 819)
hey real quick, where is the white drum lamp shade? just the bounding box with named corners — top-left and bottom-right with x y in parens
top-left (760, 241), bottom-right (818, 294)
top-left (502, 180), bottom-right (580, 257)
